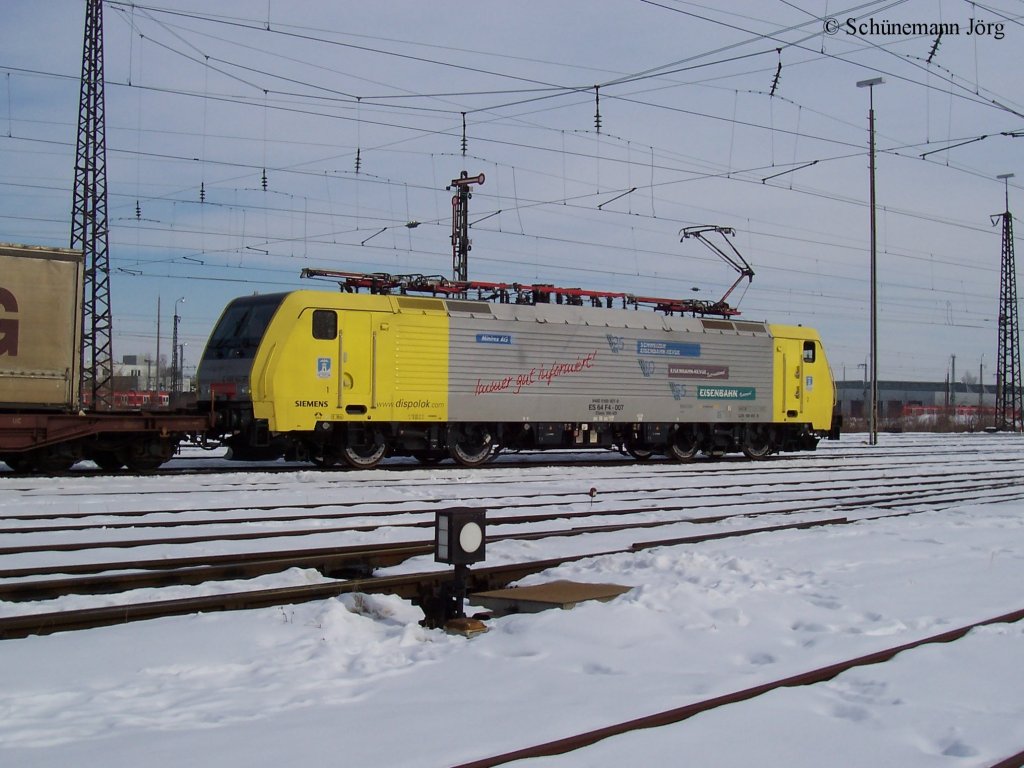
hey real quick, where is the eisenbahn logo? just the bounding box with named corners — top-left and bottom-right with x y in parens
top-left (697, 386), bottom-right (756, 400)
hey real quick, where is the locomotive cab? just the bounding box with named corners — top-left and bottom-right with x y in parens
top-left (768, 325), bottom-right (836, 450)
top-left (196, 292), bottom-right (287, 458)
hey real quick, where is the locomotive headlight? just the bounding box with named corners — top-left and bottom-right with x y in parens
top-left (435, 508), bottom-right (487, 565)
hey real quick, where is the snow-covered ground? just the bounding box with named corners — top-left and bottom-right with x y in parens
top-left (1, 433), bottom-right (1022, 767)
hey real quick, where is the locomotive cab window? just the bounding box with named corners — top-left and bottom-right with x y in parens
top-left (312, 310), bottom-right (337, 340)
top-left (802, 340), bottom-right (816, 363)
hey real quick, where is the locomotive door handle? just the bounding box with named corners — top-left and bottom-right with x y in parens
top-left (371, 331), bottom-right (377, 409)
top-left (337, 331), bottom-right (344, 409)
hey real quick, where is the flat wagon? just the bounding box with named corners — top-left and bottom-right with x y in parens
top-left (0, 243), bottom-right (210, 472)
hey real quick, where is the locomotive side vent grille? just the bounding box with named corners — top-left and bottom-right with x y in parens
top-left (701, 319), bottom-right (735, 332)
top-left (445, 300), bottom-right (493, 315)
top-left (397, 297), bottom-right (445, 312)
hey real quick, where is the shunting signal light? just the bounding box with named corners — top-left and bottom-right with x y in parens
top-left (435, 508), bottom-right (486, 565)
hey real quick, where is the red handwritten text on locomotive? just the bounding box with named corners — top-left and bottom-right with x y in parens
top-left (474, 350), bottom-right (598, 396)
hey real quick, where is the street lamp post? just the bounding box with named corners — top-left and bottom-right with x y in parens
top-left (857, 76), bottom-right (884, 445)
top-left (172, 296), bottom-right (185, 396)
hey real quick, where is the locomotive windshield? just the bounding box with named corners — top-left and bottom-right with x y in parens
top-left (202, 293), bottom-right (287, 360)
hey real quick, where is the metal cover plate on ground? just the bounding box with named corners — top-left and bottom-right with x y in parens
top-left (470, 580), bottom-right (632, 616)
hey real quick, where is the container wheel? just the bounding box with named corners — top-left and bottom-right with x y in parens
top-left (123, 438), bottom-right (174, 471)
top-left (2, 455), bottom-right (33, 473)
top-left (91, 451), bottom-right (125, 471)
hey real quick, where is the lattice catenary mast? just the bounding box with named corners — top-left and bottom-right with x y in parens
top-left (71, 0), bottom-right (114, 409)
top-left (995, 173), bottom-right (1022, 431)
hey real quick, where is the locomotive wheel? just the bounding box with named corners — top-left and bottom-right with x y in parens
top-left (627, 446), bottom-right (654, 461)
top-left (667, 427), bottom-right (699, 462)
top-left (341, 440), bottom-right (386, 469)
top-left (741, 426), bottom-right (775, 460)
top-left (448, 425), bottom-right (495, 467)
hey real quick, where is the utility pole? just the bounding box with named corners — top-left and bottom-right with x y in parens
top-left (172, 297), bottom-right (185, 396)
top-left (979, 357), bottom-right (984, 421)
top-left (156, 296), bottom-right (161, 391)
top-left (994, 173), bottom-right (1022, 431)
top-left (950, 354), bottom-right (956, 409)
top-left (72, 0), bottom-right (114, 409)
top-left (857, 77), bottom-right (884, 445)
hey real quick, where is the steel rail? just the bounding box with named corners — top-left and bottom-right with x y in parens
top-left (452, 608), bottom-right (1024, 768)
top-left (2, 498), bottom-right (1015, 640)
top-left (2, 465), bottom-right (1012, 532)
top-left (4, 474), bottom-right (1022, 557)
top-left (4, 481), bottom-right (1024, 603)
top-left (0, 513), bottom-right (883, 639)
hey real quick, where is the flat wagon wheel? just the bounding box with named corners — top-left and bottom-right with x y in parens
top-left (448, 424), bottom-right (495, 467)
top-left (2, 454), bottom-right (33, 473)
top-left (741, 425), bottom-right (775, 460)
top-left (341, 430), bottom-right (387, 469)
top-left (91, 451), bottom-right (125, 471)
top-left (17, 447), bottom-right (77, 473)
top-left (667, 425), bottom-right (700, 462)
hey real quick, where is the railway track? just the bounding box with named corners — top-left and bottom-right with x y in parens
top-left (452, 607), bottom-right (1024, 767)
top-left (2, 461), bottom-right (1019, 530)
top-left (3, 434), bottom-right (1023, 637)
top-left (3, 433), bottom-right (1022, 765)
top-left (2, 472), bottom-right (1021, 560)
top-left (3, 474), bottom-right (1023, 636)
top-left (0, 513), bottom-right (889, 639)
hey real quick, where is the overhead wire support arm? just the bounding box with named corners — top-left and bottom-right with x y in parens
top-left (679, 225), bottom-right (755, 309)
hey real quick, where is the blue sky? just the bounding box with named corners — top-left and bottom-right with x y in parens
top-left (1, 0), bottom-right (1022, 384)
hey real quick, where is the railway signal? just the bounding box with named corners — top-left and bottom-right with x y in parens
top-left (425, 508), bottom-right (488, 633)
top-left (435, 507), bottom-right (487, 566)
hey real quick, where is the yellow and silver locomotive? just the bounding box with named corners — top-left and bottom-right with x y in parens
top-left (197, 271), bottom-right (839, 468)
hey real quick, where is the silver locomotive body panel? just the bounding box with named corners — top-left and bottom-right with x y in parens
top-left (446, 302), bottom-right (773, 424)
